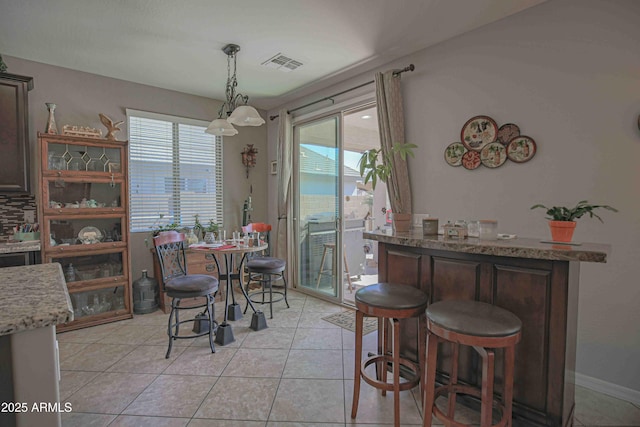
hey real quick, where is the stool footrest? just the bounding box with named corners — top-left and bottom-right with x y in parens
top-left (248, 290), bottom-right (287, 304)
top-left (432, 384), bottom-right (507, 427)
top-left (361, 354), bottom-right (420, 392)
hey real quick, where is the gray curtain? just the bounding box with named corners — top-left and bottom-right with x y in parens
top-left (375, 70), bottom-right (412, 214)
top-left (275, 109), bottom-right (292, 281)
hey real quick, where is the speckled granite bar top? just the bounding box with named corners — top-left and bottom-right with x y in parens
top-left (0, 241), bottom-right (41, 254)
top-left (364, 229), bottom-right (610, 263)
top-left (0, 263), bottom-right (73, 336)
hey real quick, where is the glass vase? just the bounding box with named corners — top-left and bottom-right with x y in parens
top-left (45, 102), bottom-right (58, 134)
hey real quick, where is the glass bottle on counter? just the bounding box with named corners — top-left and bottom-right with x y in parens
top-left (186, 228), bottom-right (199, 245)
top-left (64, 263), bottom-right (76, 282)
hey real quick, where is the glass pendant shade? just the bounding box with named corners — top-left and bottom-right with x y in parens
top-left (204, 44), bottom-right (264, 137)
top-left (228, 105), bottom-right (265, 127)
top-left (205, 118), bottom-right (238, 136)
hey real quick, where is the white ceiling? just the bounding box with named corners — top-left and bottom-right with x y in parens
top-left (0, 0), bottom-right (546, 110)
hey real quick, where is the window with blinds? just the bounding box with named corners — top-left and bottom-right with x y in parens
top-left (127, 110), bottom-right (224, 232)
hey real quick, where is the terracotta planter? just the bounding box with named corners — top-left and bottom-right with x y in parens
top-left (548, 220), bottom-right (576, 242)
top-left (393, 213), bottom-right (412, 233)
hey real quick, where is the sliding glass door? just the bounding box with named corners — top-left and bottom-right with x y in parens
top-left (293, 104), bottom-right (384, 304)
top-left (294, 115), bottom-right (342, 301)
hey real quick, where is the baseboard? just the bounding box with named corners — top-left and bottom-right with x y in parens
top-left (575, 372), bottom-right (640, 405)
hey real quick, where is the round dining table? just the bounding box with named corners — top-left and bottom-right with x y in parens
top-left (190, 241), bottom-right (269, 345)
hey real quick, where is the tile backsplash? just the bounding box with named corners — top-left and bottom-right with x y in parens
top-left (0, 194), bottom-right (37, 242)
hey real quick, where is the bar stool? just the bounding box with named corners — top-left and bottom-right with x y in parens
top-left (243, 256), bottom-right (289, 319)
top-left (351, 282), bottom-right (429, 427)
top-left (422, 300), bottom-right (522, 427)
top-left (153, 231), bottom-right (219, 359)
top-left (315, 242), bottom-right (353, 292)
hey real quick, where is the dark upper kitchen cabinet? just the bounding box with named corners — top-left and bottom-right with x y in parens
top-left (0, 73), bottom-right (34, 193)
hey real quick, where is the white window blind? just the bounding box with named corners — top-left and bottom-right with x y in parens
top-left (127, 110), bottom-right (224, 232)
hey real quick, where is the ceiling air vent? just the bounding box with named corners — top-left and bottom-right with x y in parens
top-left (261, 53), bottom-right (303, 72)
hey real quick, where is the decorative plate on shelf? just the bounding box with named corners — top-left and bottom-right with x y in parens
top-left (78, 226), bottom-right (103, 244)
top-left (497, 123), bottom-right (520, 145)
top-left (480, 142), bottom-right (507, 168)
top-left (461, 150), bottom-right (481, 170)
top-left (444, 142), bottom-right (467, 167)
top-left (506, 135), bottom-right (536, 163)
top-left (460, 115), bottom-right (498, 152)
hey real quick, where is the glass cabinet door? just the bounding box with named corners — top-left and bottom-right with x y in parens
top-left (45, 215), bottom-right (126, 250)
top-left (50, 250), bottom-right (125, 286)
top-left (46, 141), bottom-right (122, 173)
top-left (68, 285), bottom-right (127, 320)
top-left (44, 178), bottom-right (123, 212)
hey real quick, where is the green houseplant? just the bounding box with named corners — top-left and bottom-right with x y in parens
top-left (358, 142), bottom-right (417, 231)
top-left (202, 219), bottom-right (220, 243)
top-left (531, 200), bottom-right (617, 242)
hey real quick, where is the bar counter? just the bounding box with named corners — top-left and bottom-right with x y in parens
top-left (0, 263), bottom-right (73, 427)
top-left (364, 229), bottom-right (609, 262)
top-left (364, 229), bottom-right (611, 427)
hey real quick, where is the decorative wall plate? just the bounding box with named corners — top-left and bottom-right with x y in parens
top-left (462, 150), bottom-right (481, 170)
top-left (497, 123), bottom-right (520, 145)
top-left (480, 142), bottom-right (507, 168)
top-left (444, 142), bottom-right (467, 166)
top-left (506, 135), bottom-right (536, 163)
top-left (461, 115), bottom-right (498, 152)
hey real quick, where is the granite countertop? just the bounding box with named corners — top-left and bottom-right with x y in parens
top-left (0, 263), bottom-right (73, 336)
top-left (364, 229), bottom-right (610, 263)
top-left (0, 240), bottom-right (41, 254)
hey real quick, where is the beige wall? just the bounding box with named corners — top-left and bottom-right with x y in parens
top-left (5, 56), bottom-right (268, 281)
top-left (267, 0), bottom-right (640, 394)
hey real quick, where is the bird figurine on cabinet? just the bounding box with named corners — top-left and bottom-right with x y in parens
top-left (99, 113), bottom-right (124, 141)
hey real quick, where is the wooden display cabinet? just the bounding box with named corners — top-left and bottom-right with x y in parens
top-left (37, 132), bottom-right (132, 331)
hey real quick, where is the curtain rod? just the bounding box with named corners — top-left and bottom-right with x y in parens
top-left (268, 64), bottom-right (415, 121)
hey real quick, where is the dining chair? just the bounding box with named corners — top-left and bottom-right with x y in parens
top-left (242, 223), bottom-right (289, 319)
top-left (153, 231), bottom-right (219, 358)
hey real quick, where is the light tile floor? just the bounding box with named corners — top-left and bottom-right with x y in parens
top-left (58, 290), bottom-right (640, 427)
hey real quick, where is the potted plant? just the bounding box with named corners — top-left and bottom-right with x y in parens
top-left (531, 200), bottom-right (617, 242)
top-left (203, 219), bottom-right (220, 243)
top-left (151, 222), bottom-right (179, 237)
top-left (358, 142), bottom-right (417, 232)
top-left (193, 214), bottom-right (204, 241)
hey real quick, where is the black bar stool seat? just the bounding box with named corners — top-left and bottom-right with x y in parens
top-left (165, 274), bottom-right (218, 298)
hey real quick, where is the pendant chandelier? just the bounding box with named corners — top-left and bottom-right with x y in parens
top-left (205, 44), bottom-right (265, 136)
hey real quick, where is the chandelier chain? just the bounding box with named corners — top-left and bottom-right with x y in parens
top-left (218, 47), bottom-right (249, 118)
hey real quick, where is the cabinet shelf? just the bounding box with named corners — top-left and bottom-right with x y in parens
top-left (38, 133), bottom-right (132, 332)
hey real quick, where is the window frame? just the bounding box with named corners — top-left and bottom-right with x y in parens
top-left (126, 109), bottom-right (224, 233)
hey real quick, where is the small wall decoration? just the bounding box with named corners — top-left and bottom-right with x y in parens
top-left (506, 136), bottom-right (536, 163)
top-left (446, 115), bottom-right (536, 170)
top-left (462, 150), bottom-right (481, 170)
top-left (444, 142), bottom-right (466, 166)
top-left (241, 144), bottom-right (258, 178)
top-left (460, 115), bottom-right (497, 151)
top-left (480, 142), bottom-right (507, 168)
